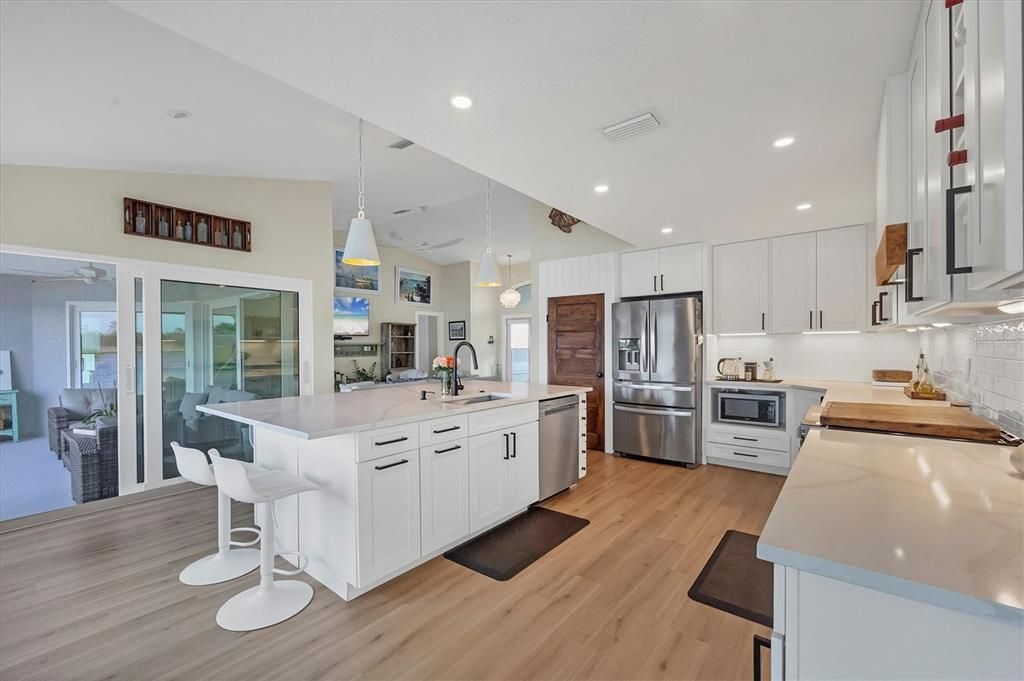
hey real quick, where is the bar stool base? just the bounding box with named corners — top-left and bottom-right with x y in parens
top-left (179, 549), bottom-right (260, 586)
top-left (216, 581), bottom-right (314, 631)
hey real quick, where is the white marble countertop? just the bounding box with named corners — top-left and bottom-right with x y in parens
top-left (197, 380), bottom-right (591, 440)
top-left (708, 377), bottom-right (950, 407)
top-left (757, 427), bottom-right (1024, 625)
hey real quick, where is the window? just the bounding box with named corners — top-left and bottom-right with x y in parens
top-left (503, 317), bottom-right (531, 383)
top-left (512, 282), bottom-right (531, 308)
top-left (69, 304), bottom-right (117, 389)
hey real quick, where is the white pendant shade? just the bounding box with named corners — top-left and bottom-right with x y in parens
top-left (476, 250), bottom-right (502, 287)
top-left (342, 217), bottom-right (380, 266)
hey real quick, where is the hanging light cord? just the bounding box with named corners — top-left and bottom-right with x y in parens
top-left (357, 119), bottom-right (366, 219)
top-left (485, 179), bottom-right (492, 254)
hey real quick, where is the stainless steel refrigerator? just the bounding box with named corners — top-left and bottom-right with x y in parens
top-left (612, 296), bottom-right (702, 466)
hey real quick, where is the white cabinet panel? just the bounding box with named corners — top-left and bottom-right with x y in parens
top-left (468, 431), bottom-right (510, 532)
top-left (419, 439), bottom-right (469, 555)
top-left (356, 452), bottom-right (421, 586)
top-left (659, 242), bottom-right (703, 294)
top-left (815, 225), bottom-right (866, 331)
top-left (508, 421), bottom-right (539, 510)
top-left (619, 249), bottom-right (660, 298)
top-left (770, 233), bottom-right (818, 333)
top-left (713, 240), bottom-right (770, 334)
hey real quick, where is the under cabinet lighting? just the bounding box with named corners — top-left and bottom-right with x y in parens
top-left (718, 332), bottom-right (767, 337)
top-left (997, 299), bottom-right (1024, 315)
top-left (917, 326), bottom-right (930, 331)
top-left (931, 322), bottom-right (952, 328)
top-left (906, 328), bottom-right (918, 332)
top-left (801, 330), bottom-right (860, 335)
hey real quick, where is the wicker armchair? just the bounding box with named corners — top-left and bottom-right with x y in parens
top-left (60, 425), bottom-right (119, 503)
top-left (47, 388), bottom-right (115, 457)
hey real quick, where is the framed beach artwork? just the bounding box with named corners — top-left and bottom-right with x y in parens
top-left (395, 266), bottom-right (432, 306)
top-left (334, 248), bottom-right (380, 295)
top-left (333, 296), bottom-right (370, 337)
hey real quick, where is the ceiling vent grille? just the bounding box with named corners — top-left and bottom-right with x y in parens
top-left (601, 112), bottom-right (660, 141)
top-left (388, 138), bottom-right (415, 150)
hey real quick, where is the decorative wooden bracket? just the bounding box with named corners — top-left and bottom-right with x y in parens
top-left (934, 113), bottom-right (964, 133)
top-left (548, 208), bottom-right (581, 233)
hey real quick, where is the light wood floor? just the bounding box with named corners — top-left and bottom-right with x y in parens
top-left (0, 452), bottom-right (784, 681)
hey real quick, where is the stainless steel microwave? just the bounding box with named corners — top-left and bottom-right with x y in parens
top-left (712, 388), bottom-right (785, 429)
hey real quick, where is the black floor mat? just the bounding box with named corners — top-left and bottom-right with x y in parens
top-left (444, 507), bottom-right (589, 581)
top-left (687, 530), bottom-right (773, 627)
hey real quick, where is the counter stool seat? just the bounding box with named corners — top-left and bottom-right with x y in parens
top-left (170, 442), bottom-right (260, 586)
top-left (209, 450), bottom-right (318, 632)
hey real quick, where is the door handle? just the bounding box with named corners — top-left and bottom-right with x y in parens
top-left (651, 313), bottom-right (658, 373)
top-left (374, 458), bottom-right (409, 471)
top-left (871, 300), bottom-right (879, 326)
top-left (641, 311), bottom-right (648, 372)
top-left (946, 185), bottom-right (974, 275)
top-left (818, 310), bottom-right (822, 328)
top-left (511, 431), bottom-right (517, 458)
top-left (596, 371), bottom-right (604, 378)
top-left (503, 433), bottom-right (510, 460)
top-left (660, 274), bottom-right (664, 291)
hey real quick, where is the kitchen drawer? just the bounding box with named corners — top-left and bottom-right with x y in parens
top-left (419, 414), bottom-right (469, 448)
top-left (706, 441), bottom-right (789, 468)
top-left (356, 423), bottom-right (420, 462)
top-left (467, 402), bottom-right (538, 436)
top-left (707, 425), bottom-right (790, 453)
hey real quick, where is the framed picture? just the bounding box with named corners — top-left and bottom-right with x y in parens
top-left (334, 247), bottom-right (380, 294)
top-left (333, 296), bottom-right (370, 337)
top-left (448, 320), bottom-right (467, 341)
top-left (395, 266), bottom-right (432, 306)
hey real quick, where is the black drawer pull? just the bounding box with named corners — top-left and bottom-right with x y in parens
top-left (734, 452), bottom-right (758, 458)
top-left (434, 444), bottom-right (462, 454)
top-left (511, 431), bottom-right (517, 458)
top-left (733, 436), bottom-right (758, 442)
top-left (375, 458), bottom-right (409, 470)
top-left (374, 436), bottom-right (409, 446)
top-left (432, 425), bottom-right (461, 434)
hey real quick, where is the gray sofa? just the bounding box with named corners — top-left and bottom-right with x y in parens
top-left (47, 388), bottom-right (117, 456)
top-left (163, 386), bottom-right (258, 459)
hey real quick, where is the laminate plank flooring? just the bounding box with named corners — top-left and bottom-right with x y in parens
top-left (0, 452), bottom-right (784, 681)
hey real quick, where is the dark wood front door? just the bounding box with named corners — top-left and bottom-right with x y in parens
top-left (547, 294), bottom-right (604, 450)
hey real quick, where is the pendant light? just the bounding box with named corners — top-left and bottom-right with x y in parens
top-left (342, 118), bottom-right (380, 266)
top-left (476, 179), bottom-right (501, 287)
top-left (500, 255), bottom-right (521, 308)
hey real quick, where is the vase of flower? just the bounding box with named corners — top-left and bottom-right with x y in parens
top-left (432, 355), bottom-right (456, 396)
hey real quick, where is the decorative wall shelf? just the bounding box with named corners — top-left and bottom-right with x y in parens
top-left (334, 342), bottom-right (379, 358)
top-left (123, 197), bottom-right (252, 252)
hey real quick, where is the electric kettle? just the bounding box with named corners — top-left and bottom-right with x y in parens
top-left (717, 357), bottom-right (743, 378)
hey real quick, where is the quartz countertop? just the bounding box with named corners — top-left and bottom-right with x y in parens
top-left (197, 380), bottom-right (590, 440)
top-left (708, 377), bottom-right (949, 407)
top-left (757, 427), bottom-right (1024, 625)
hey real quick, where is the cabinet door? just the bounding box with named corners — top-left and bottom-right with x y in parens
top-left (769, 232), bottom-right (817, 333)
top-left (508, 421), bottom-right (539, 511)
top-left (658, 243), bottom-right (703, 294)
top-left (468, 431), bottom-right (510, 532)
top-left (357, 452), bottom-right (421, 586)
top-left (815, 226), bottom-right (866, 331)
top-left (909, 12), bottom-right (937, 314)
top-left (419, 439), bottom-right (469, 555)
top-left (712, 240), bottom-right (770, 334)
top-left (619, 250), bottom-right (660, 298)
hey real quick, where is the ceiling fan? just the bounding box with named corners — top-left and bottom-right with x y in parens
top-left (9, 262), bottom-right (110, 285)
top-left (388, 206), bottom-right (463, 252)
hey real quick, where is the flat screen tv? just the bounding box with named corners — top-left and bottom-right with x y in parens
top-left (333, 296), bottom-right (370, 337)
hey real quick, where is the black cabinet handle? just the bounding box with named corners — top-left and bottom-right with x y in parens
top-left (753, 635), bottom-right (772, 681)
top-left (374, 458), bottom-right (409, 471)
top-left (809, 310), bottom-right (813, 329)
top-left (871, 300), bottom-right (879, 326)
top-left (946, 185), bottom-right (974, 275)
top-left (734, 451), bottom-right (758, 458)
top-left (905, 247), bottom-right (923, 302)
top-left (653, 275), bottom-right (657, 292)
top-left (819, 310), bottom-right (823, 328)
top-left (432, 425), bottom-right (461, 434)
top-left (733, 436), bottom-right (758, 442)
top-left (503, 433), bottom-right (510, 460)
top-left (374, 436), bottom-right (408, 447)
top-left (878, 291), bottom-right (890, 322)
top-left (511, 431), bottom-right (517, 458)
top-left (761, 312), bottom-right (765, 331)
top-left (434, 444), bottom-right (462, 454)
top-left (660, 274), bottom-right (664, 291)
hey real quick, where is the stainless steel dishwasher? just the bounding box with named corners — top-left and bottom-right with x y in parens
top-left (538, 395), bottom-right (580, 501)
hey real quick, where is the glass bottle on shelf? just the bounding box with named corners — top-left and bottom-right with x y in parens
top-left (174, 219), bottom-right (184, 240)
top-left (183, 219), bottom-right (193, 241)
top-left (232, 225), bottom-right (243, 249)
top-left (918, 353), bottom-right (936, 394)
top-left (134, 209), bottom-right (146, 234)
top-left (908, 351), bottom-right (924, 392)
top-left (197, 217), bottom-right (209, 243)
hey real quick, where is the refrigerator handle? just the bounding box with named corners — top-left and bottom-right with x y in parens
top-left (651, 312), bottom-right (658, 373)
top-left (641, 311), bottom-right (648, 372)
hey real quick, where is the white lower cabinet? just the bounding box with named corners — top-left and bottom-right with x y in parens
top-left (507, 421), bottom-right (540, 511)
top-left (419, 438), bottom-right (470, 556)
top-left (469, 421), bottom-right (540, 533)
top-left (356, 451), bottom-right (421, 586)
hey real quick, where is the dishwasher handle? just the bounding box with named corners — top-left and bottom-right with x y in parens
top-left (540, 403), bottom-right (577, 416)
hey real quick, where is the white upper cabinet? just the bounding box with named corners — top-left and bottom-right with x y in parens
top-left (713, 239), bottom-right (769, 334)
top-left (816, 225), bottom-right (867, 331)
top-left (620, 243), bottom-right (702, 298)
top-left (770, 232), bottom-right (818, 334)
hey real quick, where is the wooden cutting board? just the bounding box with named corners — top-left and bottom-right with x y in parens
top-left (820, 401), bottom-right (1002, 443)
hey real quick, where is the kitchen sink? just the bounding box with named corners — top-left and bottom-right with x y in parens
top-left (448, 392), bottom-right (511, 405)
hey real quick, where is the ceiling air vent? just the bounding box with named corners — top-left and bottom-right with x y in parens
top-left (600, 112), bottom-right (661, 141)
top-left (388, 138), bottom-right (415, 150)
top-left (392, 208), bottom-right (412, 215)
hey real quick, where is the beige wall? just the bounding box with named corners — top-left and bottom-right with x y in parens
top-left (469, 260), bottom-right (531, 378)
top-left (0, 164), bottom-right (335, 393)
top-left (438, 261), bottom-right (471, 357)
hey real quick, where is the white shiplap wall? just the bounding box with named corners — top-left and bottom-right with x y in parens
top-left (537, 252), bottom-right (618, 453)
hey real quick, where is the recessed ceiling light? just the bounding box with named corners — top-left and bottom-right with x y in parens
top-left (661, 227), bottom-right (673, 234)
top-left (796, 203), bottom-right (812, 211)
top-left (450, 95), bottom-right (473, 109)
top-left (773, 136), bottom-right (795, 148)
top-left (167, 109), bottom-right (192, 120)
top-left (594, 184), bottom-right (609, 194)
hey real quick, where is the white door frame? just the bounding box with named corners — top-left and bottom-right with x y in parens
top-left (414, 311), bottom-right (444, 371)
top-left (501, 314), bottom-right (531, 383)
top-left (0, 243), bottom-right (316, 492)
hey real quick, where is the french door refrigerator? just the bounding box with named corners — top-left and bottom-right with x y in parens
top-left (612, 295), bottom-right (702, 466)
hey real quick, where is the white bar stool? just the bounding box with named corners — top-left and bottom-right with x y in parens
top-left (209, 449), bottom-right (317, 631)
top-left (170, 442), bottom-right (260, 586)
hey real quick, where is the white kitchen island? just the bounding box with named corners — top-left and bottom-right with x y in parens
top-left (199, 381), bottom-right (590, 600)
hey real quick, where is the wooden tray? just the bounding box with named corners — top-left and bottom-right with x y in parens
top-left (872, 369), bottom-right (912, 383)
top-left (903, 386), bottom-right (947, 400)
top-left (820, 401), bottom-right (1001, 443)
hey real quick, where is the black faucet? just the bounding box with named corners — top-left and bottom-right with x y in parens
top-left (451, 341), bottom-right (478, 397)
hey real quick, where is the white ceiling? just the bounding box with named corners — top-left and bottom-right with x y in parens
top-left (0, 0), bottom-right (516, 247)
top-left (113, 0), bottom-right (922, 248)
